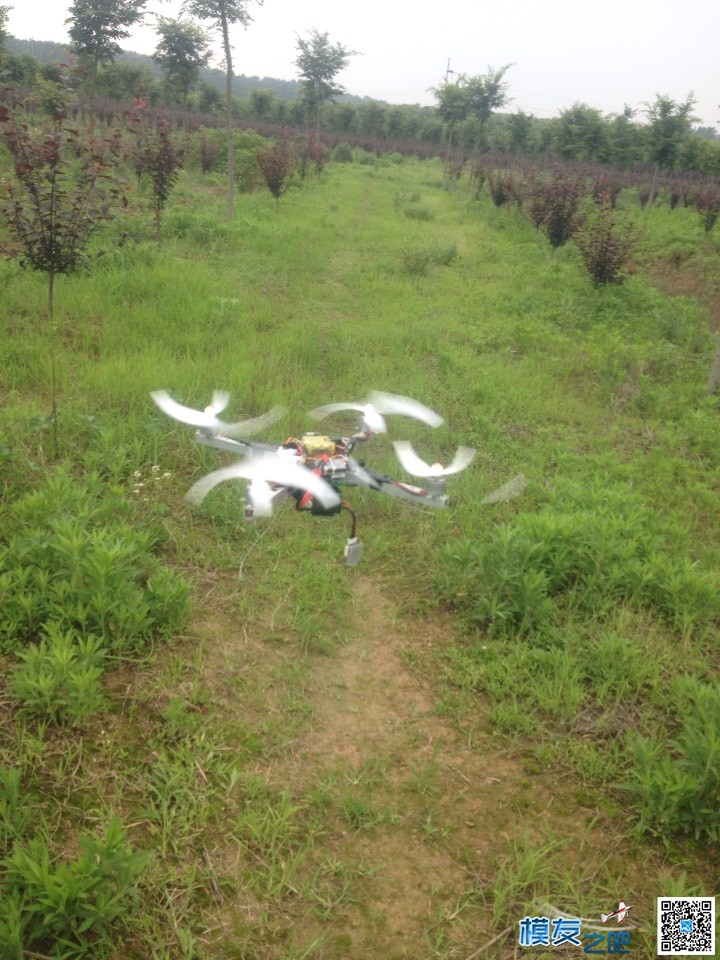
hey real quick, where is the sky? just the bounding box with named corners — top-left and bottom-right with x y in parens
top-left (6, 0), bottom-right (719, 129)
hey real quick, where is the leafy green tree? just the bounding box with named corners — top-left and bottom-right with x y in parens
top-left (295, 28), bottom-right (357, 143)
top-left (554, 102), bottom-right (608, 162)
top-left (607, 105), bottom-right (644, 168)
top-left (463, 64), bottom-right (513, 129)
top-left (95, 60), bottom-right (159, 103)
top-left (66, 0), bottom-right (148, 108)
top-left (1, 51), bottom-right (38, 86)
top-left (644, 93), bottom-right (698, 169)
top-left (0, 5), bottom-right (11, 53)
top-left (196, 78), bottom-right (222, 113)
top-left (182, 0), bottom-right (260, 219)
top-left (433, 64), bottom-right (513, 162)
top-left (41, 61), bottom-right (64, 84)
top-left (643, 93), bottom-right (698, 206)
top-left (358, 99), bottom-right (386, 137)
top-left (506, 110), bottom-right (534, 154)
top-left (432, 78), bottom-right (468, 156)
top-left (385, 107), bottom-right (406, 139)
top-left (249, 86), bottom-right (276, 119)
top-left (153, 17), bottom-right (211, 129)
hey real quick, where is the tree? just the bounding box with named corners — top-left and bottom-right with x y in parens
top-left (554, 102), bottom-right (608, 162)
top-left (0, 70), bottom-right (128, 455)
top-left (295, 28), bottom-right (357, 144)
top-left (249, 87), bottom-right (276, 120)
top-left (432, 64), bottom-right (513, 165)
top-left (256, 137), bottom-right (294, 206)
top-left (196, 78), bottom-right (222, 113)
top-left (153, 17), bottom-right (210, 129)
top-left (66, 0), bottom-right (148, 109)
top-left (528, 171), bottom-right (585, 249)
top-left (574, 202), bottom-right (639, 287)
top-left (607, 105), bottom-right (644, 168)
top-left (126, 100), bottom-right (183, 242)
top-left (182, 0), bottom-right (260, 219)
top-left (463, 64), bottom-right (514, 130)
top-left (431, 78), bottom-right (467, 157)
top-left (1, 52), bottom-right (38, 86)
top-left (95, 60), bottom-right (160, 103)
top-left (0, 5), bottom-right (11, 54)
top-left (507, 110), bottom-right (534, 154)
top-left (643, 93), bottom-right (698, 206)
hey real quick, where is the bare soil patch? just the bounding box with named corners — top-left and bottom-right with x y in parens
top-left (200, 574), bottom-right (641, 959)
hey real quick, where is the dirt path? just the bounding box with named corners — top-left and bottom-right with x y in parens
top-left (200, 573), bottom-right (577, 959)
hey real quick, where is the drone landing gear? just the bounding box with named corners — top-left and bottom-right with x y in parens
top-left (341, 500), bottom-right (362, 567)
top-left (293, 491), bottom-right (363, 566)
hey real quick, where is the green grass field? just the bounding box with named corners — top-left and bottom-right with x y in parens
top-left (0, 154), bottom-right (718, 959)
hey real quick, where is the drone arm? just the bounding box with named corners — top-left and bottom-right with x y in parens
top-left (194, 432), bottom-right (276, 457)
top-left (375, 478), bottom-right (448, 508)
top-left (347, 466), bottom-right (449, 507)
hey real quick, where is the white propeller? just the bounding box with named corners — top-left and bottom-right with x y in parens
top-left (185, 452), bottom-right (342, 512)
top-left (310, 401), bottom-right (388, 434)
top-left (151, 390), bottom-right (284, 438)
top-left (481, 473), bottom-right (528, 504)
top-left (393, 440), bottom-right (475, 478)
top-left (370, 392), bottom-right (444, 427)
top-left (310, 391), bottom-right (444, 434)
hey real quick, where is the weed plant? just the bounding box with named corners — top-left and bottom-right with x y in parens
top-left (0, 470), bottom-right (189, 655)
top-left (0, 816), bottom-right (147, 959)
top-left (401, 239), bottom-right (458, 275)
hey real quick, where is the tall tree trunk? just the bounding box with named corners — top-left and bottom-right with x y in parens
top-left (221, 6), bottom-right (234, 220)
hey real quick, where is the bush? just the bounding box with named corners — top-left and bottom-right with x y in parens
top-left (256, 138), bottom-right (296, 202)
top-left (196, 126), bottom-right (222, 173)
top-left (528, 172), bottom-right (585, 248)
top-left (235, 149), bottom-right (263, 193)
top-left (623, 678), bottom-right (720, 841)
top-left (436, 484), bottom-right (720, 638)
top-left (331, 141), bottom-right (353, 163)
top-left (0, 471), bottom-right (190, 658)
top-left (693, 184), bottom-right (720, 233)
top-left (486, 168), bottom-right (524, 208)
top-left (354, 147), bottom-right (376, 166)
top-left (11, 627), bottom-right (105, 725)
top-left (403, 204), bottom-right (435, 221)
top-left (0, 818), bottom-right (148, 958)
top-left (574, 202), bottom-right (639, 286)
top-left (401, 240), bottom-right (457, 275)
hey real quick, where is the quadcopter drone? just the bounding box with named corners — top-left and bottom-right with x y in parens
top-left (150, 389), bottom-right (525, 565)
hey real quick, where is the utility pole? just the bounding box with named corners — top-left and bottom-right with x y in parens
top-left (445, 58), bottom-right (458, 83)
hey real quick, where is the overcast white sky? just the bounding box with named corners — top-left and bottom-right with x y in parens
top-left (7, 0), bottom-right (719, 128)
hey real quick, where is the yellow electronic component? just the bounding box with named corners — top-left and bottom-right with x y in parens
top-left (301, 434), bottom-right (337, 457)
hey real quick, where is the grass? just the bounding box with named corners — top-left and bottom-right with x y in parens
top-left (0, 152), bottom-right (719, 957)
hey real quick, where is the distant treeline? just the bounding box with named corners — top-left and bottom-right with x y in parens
top-left (3, 38), bottom-right (719, 176)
